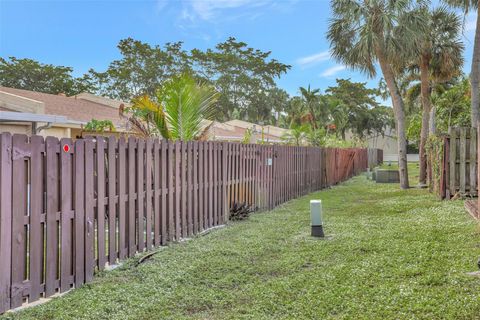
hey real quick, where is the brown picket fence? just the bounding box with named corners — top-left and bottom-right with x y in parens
top-left (0, 133), bottom-right (380, 313)
top-left (437, 127), bottom-right (478, 199)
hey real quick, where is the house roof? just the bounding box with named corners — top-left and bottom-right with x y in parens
top-left (75, 92), bottom-right (131, 109)
top-left (208, 122), bottom-right (282, 142)
top-left (223, 119), bottom-right (290, 139)
top-left (0, 87), bottom-right (126, 127)
top-left (224, 119), bottom-right (257, 130)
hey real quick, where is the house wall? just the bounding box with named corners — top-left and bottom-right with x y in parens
top-left (345, 126), bottom-right (419, 162)
top-left (0, 123), bottom-right (31, 135)
top-left (0, 123), bottom-right (71, 138)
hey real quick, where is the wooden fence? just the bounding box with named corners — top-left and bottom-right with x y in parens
top-left (367, 148), bottom-right (383, 169)
top-left (0, 133), bottom-right (380, 313)
top-left (440, 127), bottom-right (477, 199)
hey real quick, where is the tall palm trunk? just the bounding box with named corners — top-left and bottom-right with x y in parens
top-left (419, 56), bottom-right (431, 186)
top-left (376, 46), bottom-right (410, 189)
top-left (471, 1), bottom-right (480, 127)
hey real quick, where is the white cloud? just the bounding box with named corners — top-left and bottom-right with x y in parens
top-left (156, 0), bottom-right (168, 12)
top-left (320, 65), bottom-right (346, 77)
top-left (296, 51), bottom-right (330, 68)
top-left (181, 0), bottom-right (273, 21)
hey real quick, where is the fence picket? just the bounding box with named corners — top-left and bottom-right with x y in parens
top-left (118, 138), bottom-right (126, 260)
top-left (96, 137), bottom-right (106, 270)
top-left (84, 139), bottom-right (95, 283)
top-left (107, 136), bottom-right (117, 264)
top-left (29, 136), bottom-right (43, 303)
top-left (11, 134), bottom-right (28, 307)
top-left (60, 138), bottom-right (74, 292)
top-left (145, 139), bottom-right (153, 251)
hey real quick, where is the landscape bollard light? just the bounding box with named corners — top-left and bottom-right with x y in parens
top-left (310, 200), bottom-right (324, 237)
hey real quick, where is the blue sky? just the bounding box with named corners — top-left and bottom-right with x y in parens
top-left (0, 0), bottom-right (477, 98)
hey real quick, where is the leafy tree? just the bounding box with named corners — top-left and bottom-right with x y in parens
top-left (442, 0), bottom-right (480, 127)
top-left (326, 79), bottom-right (384, 139)
top-left (327, 0), bottom-right (424, 189)
top-left (0, 57), bottom-right (96, 95)
top-left (91, 38), bottom-right (192, 101)
top-left (299, 85), bottom-right (321, 129)
top-left (84, 119), bottom-right (116, 133)
top-left (125, 73), bottom-right (218, 141)
top-left (191, 37), bottom-right (290, 122)
top-left (435, 77), bottom-right (471, 132)
top-left (283, 96), bottom-right (305, 128)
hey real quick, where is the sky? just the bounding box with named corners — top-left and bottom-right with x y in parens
top-left (0, 0), bottom-right (478, 98)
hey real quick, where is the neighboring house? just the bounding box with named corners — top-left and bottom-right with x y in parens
top-left (0, 87), bottom-right (130, 138)
top-left (345, 126), bottom-right (419, 162)
top-left (207, 120), bottom-right (289, 143)
top-left (0, 87), bottom-right (291, 144)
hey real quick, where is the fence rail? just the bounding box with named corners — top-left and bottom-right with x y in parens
top-left (0, 133), bottom-right (380, 313)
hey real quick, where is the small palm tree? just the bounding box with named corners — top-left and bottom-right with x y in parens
top-left (299, 85), bottom-right (321, 129)
top-left (281, 125), bottom-right (308, 146)
top-left (327, 0), bottom-right (424, 189)
top-left (126, 73), bottom-right (218, 141)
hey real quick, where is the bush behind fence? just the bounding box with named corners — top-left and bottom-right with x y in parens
top-left (0, 133), bottom-right (381, 313)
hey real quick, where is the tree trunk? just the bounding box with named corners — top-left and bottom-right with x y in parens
top-left (376, 47), bottom-right (410, 189)
top-left (471, 2), bottom-right (480, 127)
top-left (427, 106), bottom-right (436, 188)
top-left (418, 56), bottom-right (431, 186)
top-left (429, 106), bottom-right (436, 135)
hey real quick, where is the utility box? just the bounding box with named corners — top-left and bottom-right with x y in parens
top-left (375, 169), bottom-right (400, 183)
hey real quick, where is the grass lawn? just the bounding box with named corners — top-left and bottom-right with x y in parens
top-left (4, 165), bottom-right (480, 320)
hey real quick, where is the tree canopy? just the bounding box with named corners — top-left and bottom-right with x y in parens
top-left (0, 57), bottom-right (96, 95)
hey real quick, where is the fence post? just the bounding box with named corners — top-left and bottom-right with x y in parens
top-left (0, 133), bottom-right (12, 313)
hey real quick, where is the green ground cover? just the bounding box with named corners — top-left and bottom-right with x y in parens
top-left (4, 165), bottom-right (480, 319)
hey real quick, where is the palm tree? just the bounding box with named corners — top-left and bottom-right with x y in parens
top-left (412, 6), bottom-right (464, 186)
top-left (299, 85), bottom-right (321, 129)
top-left (126, 73), bottom-right (218, 141)
top-left (285, 96), bottom-right (306, 127)
top-left (327, 0), bottom-right (423, 189)
top-left (281, 124), bottom-right (308, 146)
top-left (443, 0), bottom-right (479, 127)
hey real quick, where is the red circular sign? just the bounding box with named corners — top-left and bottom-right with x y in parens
top-left (63, 144), bottom-right (70, 153)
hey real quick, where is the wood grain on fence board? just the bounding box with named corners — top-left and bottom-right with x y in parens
top-left (118, 138), bottom-right (126, 259)
top-left (108, 136), bottom-right (117, 264)
top-left (96, 137), bottom-right (106, 270)
top-left (160, 140), bottom-right (167, 245)
top-left (74, 139), bottom-right (85, 287)
top-left (11, 134), bottom-right (28, 307)
top-left (128, 137), bottom-right (136, 256)
top-left (29, 136), bottom-right (44, 303)
top-left (84, 139), bottom-right (95, 283)
top-left (45, 137), bottom-right (60, 296)
top-left (154, 140), bottom-right (161, 247)
top-left (137, 139), bottom-right (145, 253)
top-left (60, 138), bottom-right (74, 292)
top-left (145, 139), bottom-right (153, 251)
top-left (0, 133), bottom-right (12, 313)
top-left (469, 127), bottom-right (477, 196)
